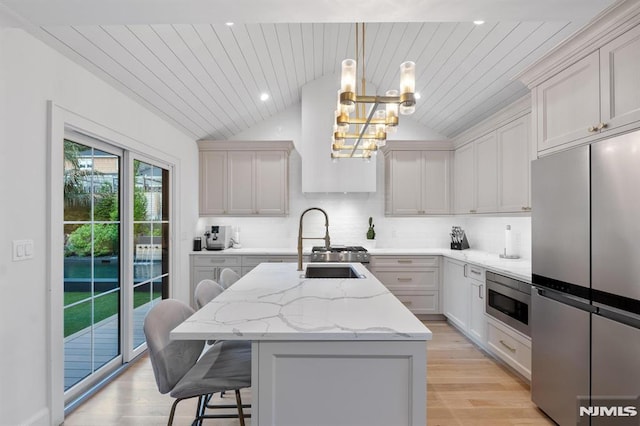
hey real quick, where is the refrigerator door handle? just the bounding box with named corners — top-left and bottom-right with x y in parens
top-left (596, 306), bottom-right (640, 330)
top-left (536, 287), bottom-right (596, 313)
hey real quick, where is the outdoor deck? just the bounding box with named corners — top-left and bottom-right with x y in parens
top-left (64, 302), bottom-right (154, 390)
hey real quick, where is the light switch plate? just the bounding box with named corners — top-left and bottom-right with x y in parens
top-left (12, 239), bottom-right (34, 261)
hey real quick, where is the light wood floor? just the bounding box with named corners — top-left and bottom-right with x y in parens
top-left (63, 320), bottom-right (553, 425)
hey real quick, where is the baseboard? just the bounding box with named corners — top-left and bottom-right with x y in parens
top-left (21, 407), bottom-right (49, 426)
top-left (415, 313), bottom-right (446, 321)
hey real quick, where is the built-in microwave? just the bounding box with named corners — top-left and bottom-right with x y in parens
top-left (485, 271), bottom-right (531, 337)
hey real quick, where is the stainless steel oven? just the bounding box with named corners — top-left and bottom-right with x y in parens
top-left (486, 271), bottom-right (531, 337)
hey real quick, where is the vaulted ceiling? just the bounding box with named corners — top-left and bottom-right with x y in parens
top-left (0, 0), bottom-right (617, 140)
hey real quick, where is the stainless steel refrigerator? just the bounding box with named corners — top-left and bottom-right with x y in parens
top-left (531, 130), bottom-right (640, 426)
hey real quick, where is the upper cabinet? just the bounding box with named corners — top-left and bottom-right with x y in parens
top-left (198, 141), bottom-right (293, 216)
top-left (382, 141), bottom-right (453, 216)
top-left (453, 96), bottom-right (532, 214)
top-left (517, 2), bottom-right (640, 155)
top-left (600, 24), bottom-right (640, 133)
top-left (535, 51), bottom-right (601, 151)
top-left (497, 116), bottom-right (531, 212)
top-left (453, 142), bottom-right (476, 214)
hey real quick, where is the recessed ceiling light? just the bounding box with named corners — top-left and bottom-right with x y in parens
top-left (225, 22), bottom-right (234, 27)
top-left (260, 93), bottom-right (269, 101)
top-left (473, 20), bottom-right (485, 25)
top-left (414, 92), bottom-right (422, 100)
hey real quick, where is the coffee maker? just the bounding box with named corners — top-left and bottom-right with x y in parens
top-left (204, 225), bottom-right (232, 250)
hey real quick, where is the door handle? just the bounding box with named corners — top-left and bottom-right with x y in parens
top-left (479, 284), bottom-right (483, 299)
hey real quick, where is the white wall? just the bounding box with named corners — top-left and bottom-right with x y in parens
top-left (201, 102), bottom-right (531, 257)
top-left (0, 27), bottom-right (198, 425)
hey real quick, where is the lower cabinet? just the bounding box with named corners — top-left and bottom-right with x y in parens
top-left (369, 255), bottom-right (441, 315)
top-left (486, 316), bottom-right (531, 380)
top-left (443, 258), bottom-right (486, 347)
top-left (443, 257), bottom-right (531, 380)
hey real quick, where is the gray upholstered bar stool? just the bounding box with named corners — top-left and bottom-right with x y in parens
top-left (219, 268), bottom-right (241, 289)
top-left (143, 299), bottom-right (251, 426)
top-left (194, 279), bottom-right (224, 310)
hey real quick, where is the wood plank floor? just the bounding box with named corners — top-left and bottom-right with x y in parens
top-left (63, 320), bottom-right (553, 425)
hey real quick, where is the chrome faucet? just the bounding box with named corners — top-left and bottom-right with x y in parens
top-left (298, 207), bottom-right (331, 271)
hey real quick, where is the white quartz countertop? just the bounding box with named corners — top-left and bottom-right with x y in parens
top-left (172, 262), bottom-right (432, 342)
top-left (190, 247), bottom-right (532, 282)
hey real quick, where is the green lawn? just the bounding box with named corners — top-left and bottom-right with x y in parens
top-left (64, 291), bottom-right (161, 337)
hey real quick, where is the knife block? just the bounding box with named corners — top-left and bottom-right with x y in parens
top-left (451, 234), bottom-right (470, 250)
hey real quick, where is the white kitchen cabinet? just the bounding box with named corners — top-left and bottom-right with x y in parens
top-left (443, 258), bottom-right (469, 330)
top-left (369, 255), bottom-right (441, 315)
top-left (198, 140), bottom-right (293, 216)
top-left (600, 24), bottom-right (640, 134)
top-left (382, 141), bottom-right (452, 216)
top-left (486, 316), bottom-right (531, 380)
top-left (497, 115), bottom-right (531, 212)
top-left (535, 51), bottom-right (601, 152)
top-left (199, 151), bottom-right (227, 215)
top-left (475, 132), bottom-right (498, 213)
top-left (255, 151), bottom-right (289, 215)
top-left (528, 23), bottom-right (640, 154)
top-left (227, 151), bottom-right (255, 215)
top-left (443, 258), bottom-right (487, 347)
top-left (454, 112), bottom-right (532, 214)
top-left (453, 142), bottom-right (475, 214)
top-left (467, 265), bottom-right (487, 345)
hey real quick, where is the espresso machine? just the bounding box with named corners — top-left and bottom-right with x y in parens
top-left (204, 225), bottom-right (232, 250)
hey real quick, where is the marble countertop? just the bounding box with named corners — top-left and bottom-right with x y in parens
top-left (190, 247), bottom-right (532, 282)
top-left (172, 262), bottom-right (432, 342)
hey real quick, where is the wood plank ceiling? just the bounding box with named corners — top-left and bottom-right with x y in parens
top-left (41, 21), bottom-right (583, 140)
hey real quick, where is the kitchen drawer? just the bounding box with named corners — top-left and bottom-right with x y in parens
top-left (486, 317), bottom-right (531, 380)
top-left (391, 290), bottom-right (439, 315)
top-left (370, 255), bottom-right (439, 268)
top-left (465, 264), bottom-right (485, 283)
top-left (242, 255), bottom-right (300, 268)
top-left (192, 255), bottom-right (242, 267)
top-left (371, 269), bottom-right (439, 291)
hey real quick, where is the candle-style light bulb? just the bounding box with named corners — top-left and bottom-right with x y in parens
top-left (340, 59), bottom-right (357, 95)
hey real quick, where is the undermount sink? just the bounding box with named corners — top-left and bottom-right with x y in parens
top-left (304, 265), bottom-right (364, 279)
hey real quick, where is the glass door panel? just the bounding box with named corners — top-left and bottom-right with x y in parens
top-left (132, 160), bottom-right (168, 349)
top-left (63, 140), bottom-right (121, 392)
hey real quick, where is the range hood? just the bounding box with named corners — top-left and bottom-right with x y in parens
top-left (301, 74), bottom-right (377, 193)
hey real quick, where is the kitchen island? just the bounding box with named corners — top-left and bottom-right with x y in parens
top-left (171, 262), bottom-right (432, 426)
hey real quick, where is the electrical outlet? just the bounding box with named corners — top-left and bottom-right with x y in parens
top-left (12, 239), bottom-right (34, 261)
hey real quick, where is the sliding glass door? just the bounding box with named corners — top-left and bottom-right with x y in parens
top-left (62, 137), bottom-right (171, 403)
top-left (63, 140), bottom-right (122, 391)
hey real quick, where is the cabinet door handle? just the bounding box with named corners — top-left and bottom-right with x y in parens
top-left (469, 209), bottom-right (477, 213)
top-left (479, 284), bottom-right (483, 299)
top-left (397, 260), bottom-right (413, 264)
top-left (588, 125), bottom-right (597, 133)
top-left (499, 339), bottom-right (516, 353)
top-left (463, 264), bottom-right (468, 278)
top-left (470, 269), bottom-right (482, 276)
top-left (597, 122), bottom-right (607, 131)
top-left (397, 277), bottom-right (413, 282)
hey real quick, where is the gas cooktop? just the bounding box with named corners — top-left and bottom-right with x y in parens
top-left (310, 246), bottom-right (370, 263)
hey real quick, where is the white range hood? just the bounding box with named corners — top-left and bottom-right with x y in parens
top-left (301, 74), bottom-right (377, 193)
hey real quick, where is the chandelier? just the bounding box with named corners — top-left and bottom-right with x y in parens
top-left (331, 23), bottom-right (416, 160)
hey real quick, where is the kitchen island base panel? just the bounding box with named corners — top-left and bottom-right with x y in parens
top-left (252, 340), bottom-right (427, 426)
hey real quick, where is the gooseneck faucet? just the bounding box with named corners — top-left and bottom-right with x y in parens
top-left (298, 207), bottom-right (331, 271)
